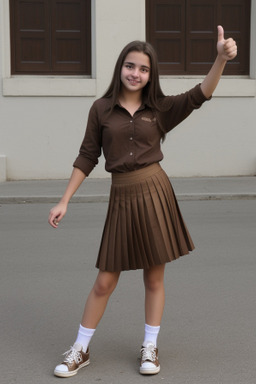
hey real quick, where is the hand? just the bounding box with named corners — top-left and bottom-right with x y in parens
top-left (48, 202), bottom-right (67, 228)
top-left (217, 25), bottom-right (237, 62)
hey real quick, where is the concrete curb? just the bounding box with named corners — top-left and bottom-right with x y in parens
top-left (1, 176), bottom-right (255, 204)
top-left (1, 193), bottom-right (256, 204)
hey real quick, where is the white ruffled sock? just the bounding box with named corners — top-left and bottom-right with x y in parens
top-left (143, 323), bottom-right (160, 347)
top-left (75, 324), bottom-right (95, 352)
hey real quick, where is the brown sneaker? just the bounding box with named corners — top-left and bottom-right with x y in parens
top-left (140, 342), bottom-right (160, 375)
top-left (54, 343), bottom-right (90, 377)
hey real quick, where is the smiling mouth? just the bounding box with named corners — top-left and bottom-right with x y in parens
top-left (128, 78), bottom-right (140, 85)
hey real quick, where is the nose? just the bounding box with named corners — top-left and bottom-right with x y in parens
top-left (132, 67), bottom-right (140, 77)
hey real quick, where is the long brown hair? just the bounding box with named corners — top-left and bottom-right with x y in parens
top-left (102, 41), bottom-right (165, 108)
top-left (102, 41), bottom-right (167, 138)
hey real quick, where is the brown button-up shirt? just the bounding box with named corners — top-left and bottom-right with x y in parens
top-left (73, 84), bottom-right (209, 176)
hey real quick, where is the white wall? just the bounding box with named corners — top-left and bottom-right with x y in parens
top-left (0, 0), bottom-right (256, 180)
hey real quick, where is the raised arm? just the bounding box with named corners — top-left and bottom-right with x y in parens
top-left (200, 26), bottom-right (237, 99)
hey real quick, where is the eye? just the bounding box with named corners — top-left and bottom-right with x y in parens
top-left (141, 68), bottom-right (149, 73)
top-left (125, 64), bottom-right (133, 69)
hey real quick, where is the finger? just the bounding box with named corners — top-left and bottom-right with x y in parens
top-left (53, 218), bottom-right (60, 227)
top-left (224, 40), bottom-right (237, 58)
top-left (225, 45), bottom-right (237, 56)
top-left (48, 217), bottom-right (57, 228)
top-left (48, 212), bottom-right (60, 228)
top-left (224, 38), bottom-right (235, 47)
top-left (217, 25), bottom-right (224, 42)
top-left (50, 219), bottom-right (59, 228)
top-left (48, 219), bottom-right (57, 228)
top-left (228, 48), bottom-right (237, 60)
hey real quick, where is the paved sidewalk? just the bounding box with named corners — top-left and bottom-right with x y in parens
top-left (0, 176), bottom-right (255, 203)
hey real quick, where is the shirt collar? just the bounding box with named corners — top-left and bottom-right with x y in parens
top-left (114, 98), bottom-right (148, 111)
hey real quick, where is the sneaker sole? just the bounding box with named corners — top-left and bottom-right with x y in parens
top-left (140, 365), bottom-right (160, 375)
top-left (54, 359), bottom-right (90, 378)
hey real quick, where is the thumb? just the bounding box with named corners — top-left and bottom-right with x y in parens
top-left (217, 25), bottom-right (224, 42)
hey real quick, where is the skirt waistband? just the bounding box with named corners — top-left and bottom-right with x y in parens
top-left (111, 163), bottom-right (162, 185)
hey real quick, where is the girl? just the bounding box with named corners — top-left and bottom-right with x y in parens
top-left (49, 26), bottom-right (237, 377)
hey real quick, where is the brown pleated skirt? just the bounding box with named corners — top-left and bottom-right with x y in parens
top-left (95, 163), bottom-right (194, 272)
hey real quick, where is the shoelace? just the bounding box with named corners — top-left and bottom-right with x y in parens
top-left (141, 345), bottom-right (156, 362)
top-left (63, 346), bottom-right (83, 364)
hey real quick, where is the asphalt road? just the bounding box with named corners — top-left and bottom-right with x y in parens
top-left (1, 200), bottom-right (256, 384)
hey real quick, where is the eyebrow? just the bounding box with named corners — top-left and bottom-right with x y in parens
top-left (124, 61), bottom-right (150, 70)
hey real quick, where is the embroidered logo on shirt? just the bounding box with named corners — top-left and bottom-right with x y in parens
top-left (141, 117), bottom-right (156, 123)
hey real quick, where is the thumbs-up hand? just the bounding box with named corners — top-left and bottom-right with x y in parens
top-left (217, 25), bottom-right (237, 61)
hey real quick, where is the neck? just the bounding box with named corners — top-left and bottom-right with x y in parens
top-left (119, 88), bottom-right (142, 105)
top-left (118, 89), bottom-right (143, 116)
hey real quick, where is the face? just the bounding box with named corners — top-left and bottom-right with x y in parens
top-left (120, 51), bottom-right (150, 94)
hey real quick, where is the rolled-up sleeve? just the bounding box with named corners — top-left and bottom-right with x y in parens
top-left (73, 102), bottom-right (102, 176)
top-left (158, 84), bottom-right (211, 133)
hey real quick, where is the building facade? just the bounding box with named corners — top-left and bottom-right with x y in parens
top-left (0, 0), bottom-right (256, 181)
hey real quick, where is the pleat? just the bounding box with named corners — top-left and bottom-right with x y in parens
top-left (95, 163), bottom-right (194, 272)
top-left (133, 182), bottom-right (153, 268)
top-left (155, 171), bottom-right (194, 254)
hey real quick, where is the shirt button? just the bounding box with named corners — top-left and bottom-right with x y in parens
top-left (129, 137), bottom-right (133, 141)
top-left (130, 152), bottom-right (133, 156)
top-left (130, 120), bottom-right (133, 123)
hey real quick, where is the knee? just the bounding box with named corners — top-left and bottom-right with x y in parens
top-left (144, 266), bottom-right (165, 292)
top-left (144, 274), bottom-right (164, 293)
top-left (93, 272), bottom-right (119, 297)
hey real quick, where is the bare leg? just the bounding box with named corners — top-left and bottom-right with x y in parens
top-left (81, 270), bottom-right (120, 329)
top-left (143, 264), bottom-right (165, 326)
top-left (54, 271), bottom-right (120, 377)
